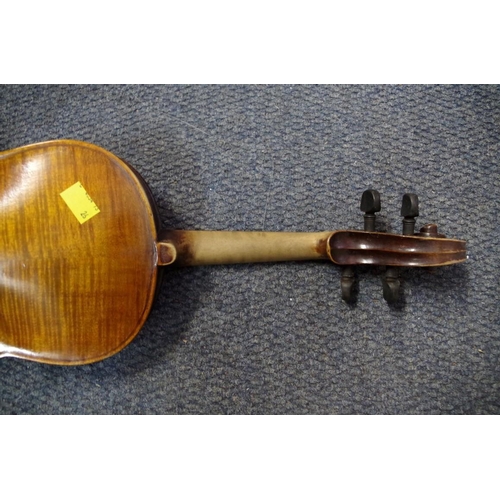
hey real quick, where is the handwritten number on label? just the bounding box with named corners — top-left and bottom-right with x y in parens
top-left (60, 181), bottom-right (101, 224)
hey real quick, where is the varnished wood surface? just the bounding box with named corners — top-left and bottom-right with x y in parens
top-left (328, 231), bottom-right (467, 267)
top-left (0, 140), bottom-right (467, 365)
top-left (0, 140), bottom-right (159, 364)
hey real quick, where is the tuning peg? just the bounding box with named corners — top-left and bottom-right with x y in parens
top-left (360, 189), bottom-right (381, 231)
top-left (382, 267), bottom-right (401, 304)
top-left (341, 189), bottom-right (381, 302)
top-left (341, 266), bottom-right (355, 303)
top-left (401, 193), bottom-right (419, 235)
top-left (380, 192), bottom-right (416, 304)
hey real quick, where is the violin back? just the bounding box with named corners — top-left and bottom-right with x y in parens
top-left (0, 140), bottom-right (160, 364)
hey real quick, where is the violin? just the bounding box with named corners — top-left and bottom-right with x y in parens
top-left (0, 140), bottom-right (466, 365)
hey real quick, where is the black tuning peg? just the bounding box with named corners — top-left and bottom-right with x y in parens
top-left (382, 267), bottom-right (401, 304)
top-left (341, 267), bottom-right (355, 303)
top-left (401, 193), bottom-right (419, 235)
top-left (342, 190), bottom-right (451, 305)
top-left (360, 189), bottom-right (381, 231)
top-left (381, 192), bottom-right (420, 304)
top-left (341, 189), bottom-right (382, 303)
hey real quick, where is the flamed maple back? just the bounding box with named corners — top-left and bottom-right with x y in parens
top-left (0, 140), bottom-right (466, 365)
top-left (0, 140), bottom-right (160, 364)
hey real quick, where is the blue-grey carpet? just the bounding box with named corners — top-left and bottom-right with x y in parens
top-left (1, 85), bottom-right (498, 414)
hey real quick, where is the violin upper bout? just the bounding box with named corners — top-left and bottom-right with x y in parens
top-left (327, 230), bottom-right (467, 267)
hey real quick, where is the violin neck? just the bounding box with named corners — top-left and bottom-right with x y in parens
top-left (159, 230), bottom-right (333, 267)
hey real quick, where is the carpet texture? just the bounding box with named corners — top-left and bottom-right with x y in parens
top-left (0, 84), bottom-right (498, 414)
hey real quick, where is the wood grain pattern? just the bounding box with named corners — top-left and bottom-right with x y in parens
top-left (0, 140), bottom-right (467, 365)
top-left (0, 140), bottom-right (159, 364)
top-left (327, 231), bottom-right (467, 267)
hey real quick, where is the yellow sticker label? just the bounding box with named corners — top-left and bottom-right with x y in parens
top-left (60, 182), bottom-right (100, 224)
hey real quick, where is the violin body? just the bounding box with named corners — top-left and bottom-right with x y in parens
top-left (0, 140), bottom-right (161, 364)
top-left (0, 140), bottom-right (467, 365)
